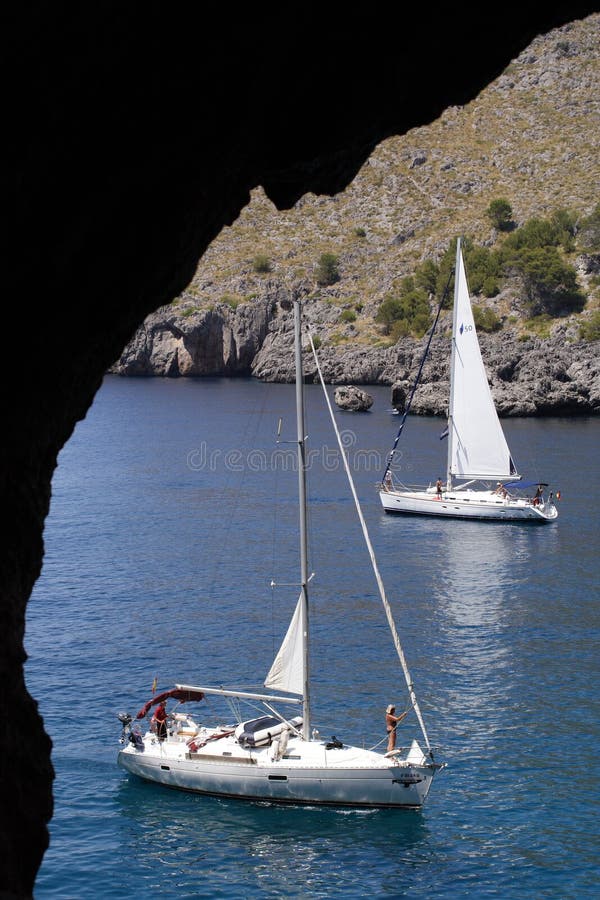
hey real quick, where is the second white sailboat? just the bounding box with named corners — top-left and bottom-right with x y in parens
top-left (380, 238), bottom-right (558, 522)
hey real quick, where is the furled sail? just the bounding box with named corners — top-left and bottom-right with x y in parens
top-left (448, 247), bottom-right (516, 480)
top-left (264, 595), bottom-right (304, 696)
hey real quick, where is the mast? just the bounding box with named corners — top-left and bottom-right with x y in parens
top-left (294, 300), bottom-right (311, 740)
top-left (446, 237), bottom-right (461, 491)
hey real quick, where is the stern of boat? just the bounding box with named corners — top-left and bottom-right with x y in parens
top-left (535, 501), bottom-right (558, 520)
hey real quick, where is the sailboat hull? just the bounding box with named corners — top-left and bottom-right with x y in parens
top-left (379, 488), bottom-right (558, 522)
top-left (118, 732), bottom-right (439, 809)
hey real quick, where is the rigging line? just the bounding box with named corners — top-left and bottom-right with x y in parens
top-left (307, 327), bottom-right (433, 754)
top-left (381, 267), bottom-right (455, 485)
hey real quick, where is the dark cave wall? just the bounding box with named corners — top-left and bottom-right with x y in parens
top-left (5, 5), bottom-right (599, 896)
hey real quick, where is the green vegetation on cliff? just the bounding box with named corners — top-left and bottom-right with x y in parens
top-left (370, 209), bottom-right (593, 338)
top-left (174, 15), bottom-right (599, 345)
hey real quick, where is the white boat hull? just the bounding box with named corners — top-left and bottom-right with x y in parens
top-left (118, 727), bottom-right (439, 808)
top-left (379, 488), bottom-right (558, 522)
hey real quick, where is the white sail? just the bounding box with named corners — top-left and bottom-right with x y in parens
top-left (264, 594), bottom-right (304, 696)
top-left (448, 245), bottom-right (516, 481)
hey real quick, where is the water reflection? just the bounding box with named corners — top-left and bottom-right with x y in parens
top-left (433, 521), bottom-right (520, 628)
top-left (115, 777), bottom-right (430, 897)
top-left (408, 520), bottom-right (531, 761)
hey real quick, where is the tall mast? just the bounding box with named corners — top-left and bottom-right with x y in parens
top-left (446, 237), bottom-right (461, 491)
top-left (294, 300), bottom-right (311, 740)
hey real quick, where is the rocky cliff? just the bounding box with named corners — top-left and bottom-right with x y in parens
top-left (111, 13), bottom-right (600, 415)
top-left (111, 290), bottom-right (600, 414)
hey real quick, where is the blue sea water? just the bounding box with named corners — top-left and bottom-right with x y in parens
top-left (26, 375), bottom-right (599, 898)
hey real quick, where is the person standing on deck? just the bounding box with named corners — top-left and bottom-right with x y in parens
top-left (385, 704), bottom-right (407, 753)
top-left (152, 700), bottom-right (168, 741)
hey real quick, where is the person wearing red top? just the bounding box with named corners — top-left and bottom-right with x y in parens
top-left (152, 701), bottom-right (168, 741)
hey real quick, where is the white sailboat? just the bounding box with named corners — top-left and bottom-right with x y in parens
top-left (117, 300), bottom-right (444, 808)
top-left (379, 238), bottom-right (558, 523)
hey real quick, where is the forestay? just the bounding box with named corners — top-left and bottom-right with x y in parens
top-left (308, 329), bottom-right (432, 754)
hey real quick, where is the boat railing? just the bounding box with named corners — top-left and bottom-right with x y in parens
top-left (379, 477), bottom-right (433, 493)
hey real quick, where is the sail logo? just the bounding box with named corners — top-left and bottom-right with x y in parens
top-left (459, 322), bottom-right (473, 335)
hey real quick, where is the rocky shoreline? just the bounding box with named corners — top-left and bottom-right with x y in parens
top-left (110, 296), bottom-right (600, 416)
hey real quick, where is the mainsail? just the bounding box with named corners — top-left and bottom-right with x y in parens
top-left (447, 244), bottom-right (516, 481)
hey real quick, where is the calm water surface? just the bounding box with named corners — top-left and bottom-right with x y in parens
top-left (26, 376), bottom-right (599, 898)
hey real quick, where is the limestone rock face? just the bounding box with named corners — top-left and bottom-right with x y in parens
top-left (112, 302), bottom-right (272, 376)
top-left (388, 330), bottom-right (600, 417)
top-left (334, 386), bottom-right (374, 411)
top-left (115, 297), bottom-right (600, 415)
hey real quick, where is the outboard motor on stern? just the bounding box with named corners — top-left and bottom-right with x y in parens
top-left (117, 712), bottom-right (133, 744)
